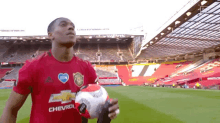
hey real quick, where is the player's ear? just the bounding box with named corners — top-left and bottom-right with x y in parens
top-left (48, 32), bottom-right (54, 40)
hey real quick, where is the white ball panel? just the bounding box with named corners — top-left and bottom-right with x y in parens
top-left (75, 85), bottom-right (109, 119)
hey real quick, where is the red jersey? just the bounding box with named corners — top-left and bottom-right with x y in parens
top-left (13, 49), bottom-right (97, 123)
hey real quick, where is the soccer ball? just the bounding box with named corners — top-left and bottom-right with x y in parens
top-left (75, 84), bottom-right (109, 119)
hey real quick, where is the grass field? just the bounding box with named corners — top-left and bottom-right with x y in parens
top-left (1, 86), bottom-right (220, 123)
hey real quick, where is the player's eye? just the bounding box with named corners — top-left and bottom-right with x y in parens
top-left (60, 22), bottom-right (67, 27)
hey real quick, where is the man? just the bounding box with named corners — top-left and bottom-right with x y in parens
top-left (0, 17), bottom-right (119, 123)
top-left (196, 82), bottom-right (201, 89)
top-left (172, 83), bottom-right (175, 88)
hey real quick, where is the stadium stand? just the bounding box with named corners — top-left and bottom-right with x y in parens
top-left (95, 65), bottom-right (119, 84)
top-left (95, 65), bottom-right (118, 77)
top-left (0, 81), bottom-right (14, 89)
top-left (169, 58), bottom-right (204, 78)
top-left (0, 42), bottom-right (134, 63)
top-left (0, 42), bottom-right (8, 58)
top-left (118, 43), bottom-right (133, 61)
top-left (3, 67), bottom-right (21, 80)
top-left (76, 44), bottom-right (98, 61)
top-left (152, 58), bottom-right (220, 88)
top-left (37, 44), bottom-right (51, 57)
top-left (9, 44), bottom-right (40, 62)
top-left (1, 56), bottom-right (220, 89)
top-left (116, 65), bottom-right (133, 84)
top-left (1, 44), bottom-right (21, 62)
top-left (131, 64), bottom-right (160, 77)
top-left (0, 68), bottom-right (12, 79)
top-left (199, 80), bottom-right (220, 88)
top-left (99, 43), bottom-right (121, 62)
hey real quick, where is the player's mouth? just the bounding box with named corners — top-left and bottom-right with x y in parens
top-left (66, 32), bottom-right (75, 36)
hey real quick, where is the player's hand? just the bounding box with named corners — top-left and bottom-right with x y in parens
top-left (108, 99), bottom-right (119, 120)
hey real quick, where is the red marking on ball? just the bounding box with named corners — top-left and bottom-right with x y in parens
top-left (81, 84), bottom-right (101, 92)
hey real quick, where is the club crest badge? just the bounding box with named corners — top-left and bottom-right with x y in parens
top-left (58, 73), bottom-right (69, 84)
top-left (73, 72), bottom-right (84, 87)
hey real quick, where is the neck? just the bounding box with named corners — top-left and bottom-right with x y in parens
top-left (51, 43), bottom-right (74, 62)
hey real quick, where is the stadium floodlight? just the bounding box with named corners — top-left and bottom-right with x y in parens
top-left (175, 21), bottom-right (181, 25)
top-left (201, 0), bottom-right (207, 5)
top-left (186, 12), bottom-right (191, 16)
top-left (155, 37), bottom-right (158, 40)
top-left (150, 41), bottom-right (153, 44)
top-left (19, 37), bottom-right (22, 40)
top-left (89, 36), bottom-right (92, 39)
top-left (42, 37), bottom-right (46, 39)
top-left (161, 33), bottom-right (164, 35)
top-left (167, 27), bottom-right (171, 30)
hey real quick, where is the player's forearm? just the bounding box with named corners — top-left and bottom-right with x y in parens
top-left (0, 108), bottom-right (18, 123)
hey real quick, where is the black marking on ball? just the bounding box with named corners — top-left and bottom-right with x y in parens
top-left (78, 103), bottom-right (87, 113)
top-left (80, 98), bottom-right (91, 111)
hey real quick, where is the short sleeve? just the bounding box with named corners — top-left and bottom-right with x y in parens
top-left (87, 62), bottom-right (98, 84)
top-left (13, 61), bottom-right (34, 95)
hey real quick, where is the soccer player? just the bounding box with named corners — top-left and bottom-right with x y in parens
top-left (0, 17), bottom-right (119, 123)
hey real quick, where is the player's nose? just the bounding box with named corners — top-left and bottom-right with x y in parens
top-left (68, 25), bottom-right (74, 31)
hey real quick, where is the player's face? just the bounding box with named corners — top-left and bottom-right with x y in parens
top-left (51, 18), bottom-right (76, 47)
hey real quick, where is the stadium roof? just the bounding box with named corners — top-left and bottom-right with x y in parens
top-left (138, 0), bottom-right (220, 60)
top-left (0, 28), bottom-right (144, 37)
top-left (0, 34), bottom-right (143, 42)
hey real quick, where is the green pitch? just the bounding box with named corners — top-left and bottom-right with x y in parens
top-left (1, 86), bottom-right (220, 123)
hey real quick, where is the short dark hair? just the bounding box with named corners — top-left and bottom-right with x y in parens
top-left (47, 17), bottom-right (66, 33)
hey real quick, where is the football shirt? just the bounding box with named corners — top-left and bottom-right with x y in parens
top-left (13, 49), bottom-right (97, 123)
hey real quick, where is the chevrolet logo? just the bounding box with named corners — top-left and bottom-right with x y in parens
top-left (49, 90), bottom-right (76, 104)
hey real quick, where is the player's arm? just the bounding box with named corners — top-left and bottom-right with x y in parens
top-left (0, 91), bottom-right (29, 123)
top-left (0, 60), bottom-right (34, 123)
